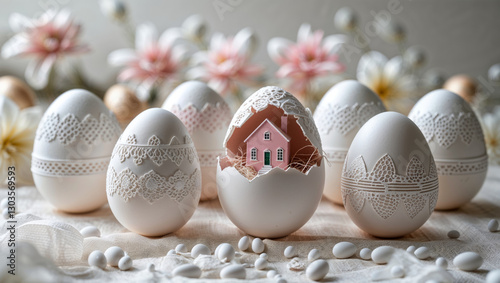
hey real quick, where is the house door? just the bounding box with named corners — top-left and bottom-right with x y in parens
top-left (264, 151), bottom-right (271, 166)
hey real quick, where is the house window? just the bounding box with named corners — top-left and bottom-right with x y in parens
top-left (251, 148), bottom-right (257, 161)
top-left (277, 148), bottom-right (283, 161)
top-left (264, 131), bottom-right (270, 140)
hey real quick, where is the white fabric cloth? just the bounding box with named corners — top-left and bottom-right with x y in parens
top-left (1, 166), bottom-right (500, 282)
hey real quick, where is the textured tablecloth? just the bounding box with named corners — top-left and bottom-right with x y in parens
top-left (1, 166), bottom-right (499, 282)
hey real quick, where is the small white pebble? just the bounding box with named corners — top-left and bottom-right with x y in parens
top-left (447, 230), bottom-right (460, 239)
top-left (176, 244), bottom-right (188, 253)
top-left (118, 255), bottom-right (133, 271)
top-left (359, 248), bottom-right (372, 260)
top-left (220, 264), bottom-right (246, 279)
top-left (167, 249), bottom-right (176, 256)
top-left (172, 263), bottom-right (202, 278)
top-left (252, 238), bottom-right (265, 253)
top-left (260, 253), bottom-right (268, 260)
top-left (254, 258), bottom-right (268, 270)
top-left (80, 226), bottom-right (101, 238)
top-left (104, 246), bottom-right (125, 267)
top-left (147, 263), bottom-right (155, 272)
top-left (414, 246), bottom-right (431, 260)
top-left (191, 244), bottom-right (211, 258)
top-left (88, 250), bottom-right (107, 269)
top-left (332, 242), bottom-right (356, 259)
top-left (436, 257), bottom-right (448, 269)
top-left (267, 270), bottom-right (278, 279)
top-left (308, 249), bottom-right (320, 262)
top-left (391, 265), bottom-right (405, 278)
top-left (2, 208), bottom-right (10, 219)
top-left (488, 219), bottom-right (499, 232)
top-left (284, 246), bottom-right (296, 258)
top-left (217, 243), bottom-right (235, 262)
top-left (406, 245), bottom-right (416, 253)
top-left (0, 198), bottom-right (8, 210)
top-left (306, 259), bottom-right (329, 281)
top-left (238, 236), bottom-right (250, 251)
top-left (486, 269), bottom-right (500, 283)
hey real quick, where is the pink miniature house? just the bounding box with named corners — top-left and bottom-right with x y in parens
top-left (245, 115), bottom-right (290, 173)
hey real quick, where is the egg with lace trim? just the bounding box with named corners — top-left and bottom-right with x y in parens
top-left (217, 86), bottom-right (325, 238)
top-left (341, 112), bottom-right (438, 238)
top-left (107, 108), bottom-right (201, 236)
top-left (32, 89), bottom-right (122, 213)
top-left (162, 81), bottom-right (232, 201)
top-left (409, 89), bottom-right (487, 210)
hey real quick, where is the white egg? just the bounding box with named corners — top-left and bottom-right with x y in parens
top-left (372, 246), bottom-right (394, 264)
top-left (486, 270), bottom-right (500, 283)
top-left (332, 242), bottom-right (356, 259)
top-left (118, 255), bottom-right (133, 271)
top-left (306, 259), bottom-right (329, 281)
top-left (217, 86), bottom-right (325, 238)
top-left (488, 219), bottom-right (499, 232)
top-left (284, 246), bottom-right (296, 258)
top-left (414, 246), bottom-right (431, 260)
top-left (105, 246), bottom-right (125, 267)
top-left (80, 226), bottom-right (101, 238)
top-left (308, 249), bottom-right (320, 261)
top-left (217, 243), bottom-right (235, 262)
top-left (314, 80), bottom-right (385, 205)
top-left (220, 264), bottom-right (246, 279)
top-left (447, 230), bottom-right (460, 239)
top-left (359, 248), bottom-right (372, 260)
top-left (254, 258), bottom-right (268, 270)
top-left (106, 108), bottom-right (201, 236)
top-left (163, 81), bottom-right (232, 201)
top-left (409, 89), bottom-right (487, 210)
top-left (172, 263), bottom-right (202, 278)
top-left (453, 252), bottom-right (483, 271)
top-left (342, 112), bottom-right (438, 237)
top-left (238, 236), bottom-right (250, 251)
top-left (191, 244), bottom-right (211, 258)
top-left (252, 238), bottom-right (265, 254)
top-left (88, 250), bottom-right (107, 269)
top-left (436, 257), bottom-right (448, 269)
top-left (32, 89), bottom-right (121, 213)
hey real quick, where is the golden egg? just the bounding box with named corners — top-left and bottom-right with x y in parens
top-left (104, 84), bottom-right (147, 127)
top-left (0, 76), bottom-right (36, 109)
top-left (443, 75), bottom-right (477, 103)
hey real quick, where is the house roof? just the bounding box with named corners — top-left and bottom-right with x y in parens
top-left (244, 118), bottom-right (291, 143)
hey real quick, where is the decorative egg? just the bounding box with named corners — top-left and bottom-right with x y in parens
top-left (341, 112), bottom-right (438, 238)
top-left (408, 89), bottom-right (487, 210)
top-left (0, 76), bottom-right (36, 109)
top-left (104, 84), bottom-right (147, 128)
top-left (217, 86), bottom-right (325, 238)
top-left (314, 80), bottom-right (385, 205)
top-left (32, 89), bottom-right (121, 213)
top-left (162, 81), bottom-right (232, 201)
top-left (106, 108), bottom-right (201, 236)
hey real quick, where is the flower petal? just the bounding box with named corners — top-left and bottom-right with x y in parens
top-left (8, 13), bottom-right (33, 32)
top-left (297, 23), bottom-right (312, 43)
top-left (356, 51), bottom-right (387, 85)
top-left (135, 22), bottom-right (158, 51)
top-left (25, 55), bottom-right (56, 89)
top-left (108, 48), bottom-right (138, 66)
top-left (267, 37), bottom-right (293, 64)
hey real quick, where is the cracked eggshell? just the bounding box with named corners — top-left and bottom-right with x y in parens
top-left (162, 81), bottom-right (232, 201)
top-left (107, 108), bottom-right (201, 236)
top-left (409, 89), bottom-right (487, 210)
top-left (314, 80), bottom-right (385, 205)
top-left (217, 86), bottom-right (325, 238)
top-left (32, 89), bottom-right (121, 213)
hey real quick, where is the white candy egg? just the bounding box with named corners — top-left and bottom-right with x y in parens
top-left (453, 251), bottom-right (483, 271)
top-left (118, 255), bottom-right (133, 271)
top-left (163, 81), bottom-right (232, 201)
top-left (172, 263), bottom-right (202, 278)
top-left (217, 86), bottom-right (325, 238)
top-left (342, 112), bottom-right (438, 237)
top-left (314, 80), bottom-right (385, 205)
top-left (332, 242), bottom-right (356, 259)
top-left (106, 109), bottom-right (201, 236)
top-left (238, 236), bottom-right (250, 251)
top-left (372, 246), bottom-right (394, 264)
top-left (32, 89), bottom-right (121, 213)
top-left (409, 89), bottom-right (487, 210)
top-left (104, 246), bottom-right (125, 267)
top-left (220, 264), bottom-right (246, 279)
top-left (191, 244), bottom-right (211, 258)
top-left (88, 250), bottom-right (107, 269)
top-left (306, 259), bottom-right (329, 281)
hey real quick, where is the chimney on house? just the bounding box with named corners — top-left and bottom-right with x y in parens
top-left (281, 115), bottom-right (288, 134)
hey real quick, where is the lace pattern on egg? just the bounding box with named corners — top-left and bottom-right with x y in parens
top-left (409, 111), bottom-right (484, 148)
top-left (31, 156), bottom-right (110, 176)
top-left (341, 154), bottom-right (439, 220)
top-left (435, 155), bottom-right (488, 175)
top-left (314, 102), bottom-right (384, 136)
top-left (107, 167), bottom-right (201, 204)
top-left (225, 86), bottom-right (322, 151)
top-left (36, 113), bottom-right (121, 146)
top-left (112, 134), bottom-right (198, 166)
top-left (169, 103), bottom-right (232, 134)
top-left (198, 150), bottom-right (225, 167)
top-left (324, 150), bottom-right (348, 162)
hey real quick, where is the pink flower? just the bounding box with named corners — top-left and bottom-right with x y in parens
top-left (1, 10), bottom-right (89, 89)
top-left (108, 23), bottom-right (187, 101)
top-left (268, 24), bottom-right (346, 96)
top-left (187, 28), bottom-right (263, 96)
